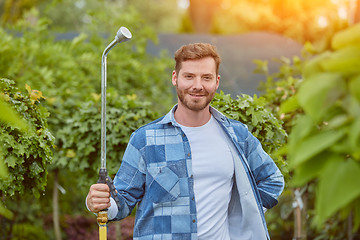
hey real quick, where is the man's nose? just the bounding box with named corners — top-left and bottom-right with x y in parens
top-left (192, 77), bottom-right (203, 90)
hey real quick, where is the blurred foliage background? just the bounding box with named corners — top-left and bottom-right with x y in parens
top-left (0, 0), bottom-right (360, 239)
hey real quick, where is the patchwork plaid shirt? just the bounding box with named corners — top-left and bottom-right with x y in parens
top-left (112, 105), bottom-right (284, 240)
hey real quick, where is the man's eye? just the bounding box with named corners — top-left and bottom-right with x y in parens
top-left (185, 75), bottom-right (193, 79)
top-left (203, 76), bottom-right (212, 81)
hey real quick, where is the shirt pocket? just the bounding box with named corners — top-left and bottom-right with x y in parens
top-left (147, 165), bottom-right (180, 203)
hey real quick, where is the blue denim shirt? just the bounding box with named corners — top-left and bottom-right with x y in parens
top-left (113, 105), bottom-right (284, 240)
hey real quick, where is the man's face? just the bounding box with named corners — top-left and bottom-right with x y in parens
top-left (172, 57), bottom-right (220, 112)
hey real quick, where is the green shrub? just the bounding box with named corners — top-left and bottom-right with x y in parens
top-left (0, 8), bottom-right (174, 188)
top-left (55, 89), bottom-right (159, 186)
top-left (212, 91), bottom-right (287, 169)
top-left (0, 78), bottom-right (55, 198)
top-left (283, 23), bottom-right (360, 230)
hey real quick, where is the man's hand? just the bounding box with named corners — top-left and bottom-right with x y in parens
top-left (86, 183), bottom-right (111, 213)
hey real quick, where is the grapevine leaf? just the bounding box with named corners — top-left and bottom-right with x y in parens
top-left (291, 152), bottom-right (334, 187)
top-left (289, 129), bottom-right (345, 168)
top-left (316, 158), bottom-right (360, 223)
top-left (297, 72), bottom-right (345, 122)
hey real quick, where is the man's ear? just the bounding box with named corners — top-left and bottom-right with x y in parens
top-left (172, 71), bottom-right (177, 86)
top-left (216, 75), bottom-right (221, 90)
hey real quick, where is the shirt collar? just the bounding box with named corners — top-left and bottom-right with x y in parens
top-left (158, 104), bottom-right (229, 127)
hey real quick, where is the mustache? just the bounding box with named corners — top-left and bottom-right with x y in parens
top-left (187, 89), bottom-right (207, 95)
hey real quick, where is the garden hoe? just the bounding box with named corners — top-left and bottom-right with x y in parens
top-left (98, 26), bottom-right (132, 240)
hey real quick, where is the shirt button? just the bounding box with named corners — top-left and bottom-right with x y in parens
top-left (192, 219), bottom-right (196, 223)
top-left (192, 197), bottom-right (194, 200)
top-left (187, 153), bottom-right (191, 157)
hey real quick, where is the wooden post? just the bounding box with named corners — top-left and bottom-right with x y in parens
top-left (348, 210), bottom-right (353, 240)
top-left (53, 169), bottom-right (61, 240)
top-left (116, 221), bottom-right (122, 240)
top-left (293, 188), bottom-right (307, 240)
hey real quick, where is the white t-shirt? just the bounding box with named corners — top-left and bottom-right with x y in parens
top-left (180, 115), bottom-right (235, 240)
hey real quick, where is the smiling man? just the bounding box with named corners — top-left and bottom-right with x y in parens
top-left (86, 43), bottom-right (284, 240)
top-left (174, 51), bottom-right (220, 111)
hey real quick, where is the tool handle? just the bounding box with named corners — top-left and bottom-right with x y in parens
top-left (97, 168), bottom-right (109, 213)
top-left (98, 168), bottom-right (108, 184)
top-left (97, 169), bottom-right (121, 211)
top-left (105, 176), bottom-right (122, 210)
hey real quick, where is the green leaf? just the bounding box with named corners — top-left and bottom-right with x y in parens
top-left (349, 74), bottom-right (360, 102)
top-left (303, 51), bottom-right (332, 78)
top-left (0, 145), bottom-right (8, 177)
top-left (331, 23), bottom-right (360, 50)
top-left (17, 144), bottom-right (27, 156)
top-left (349, 118), bottom-right (360, 156)
top-left (290, 129), bottom-right (345, 168)
top-left (70, 32), bottom-right (88, 49)
top-left (316, 158), bottom-right (360, 224)
top-left (30, 162), bottom-right (43, 175)
top-left (252, 111), bottom-right (263, 126)
top-left (320, 45), bottom-right (360, 76)
top-left (0, 99), bottom-right (29, 132)
top-left (32, 188), bottom-right (40, 199)
top-left (5, 155), bottom-right (18, 168)
top-left (291, 152), bottom-right (332, 186)
top-left (288, 115), bottom-right (314, 150)
top-left (326, 115), bottom-right (351, 130)
top-left (279, 95), bottom-right (299, 114)
top-left (297, 72), bottom-right (345, 122)
top-left (0, 160), bottom-right (7, 177)
top-left (252, 59), bottom-right (268, 75)
top-left (0, 202), bottom-right (13, 219)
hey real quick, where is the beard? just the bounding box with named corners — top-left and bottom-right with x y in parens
top-left (176, 85), bottom-right (215, 112)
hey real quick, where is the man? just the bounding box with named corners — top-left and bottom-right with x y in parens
top-left (87, 43), bottom-right (284, 239)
